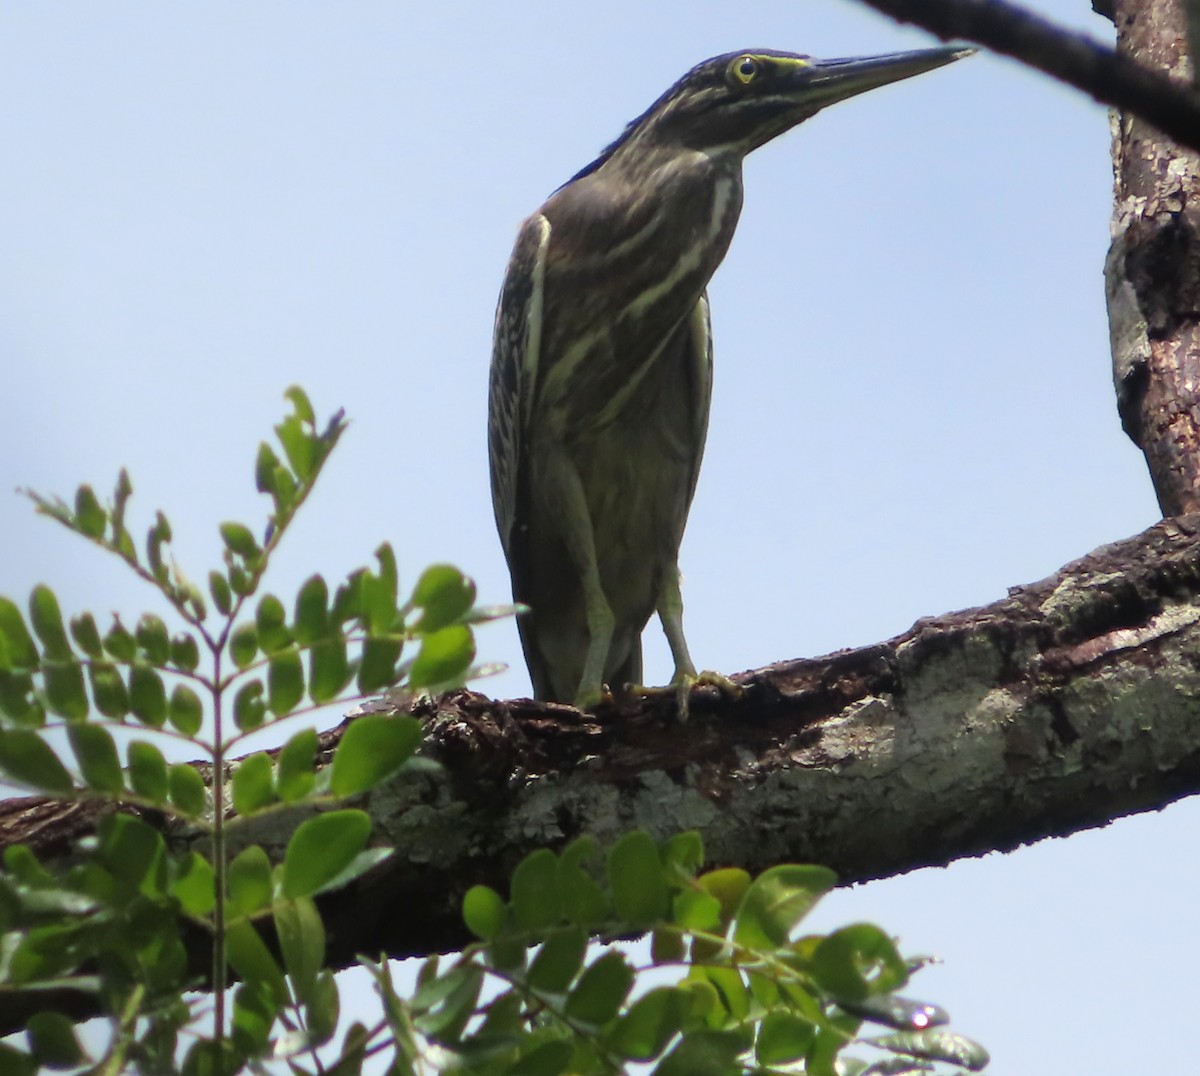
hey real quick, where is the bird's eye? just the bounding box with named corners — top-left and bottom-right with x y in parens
top-left (732, 56), bottom-right (759, 84)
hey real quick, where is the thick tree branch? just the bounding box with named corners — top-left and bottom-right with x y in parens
top-left (5, 517), bottom-right (1200, 1033)
top-left (855, 0), bottom-right (1200, 151)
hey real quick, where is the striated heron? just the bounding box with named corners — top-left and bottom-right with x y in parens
top-left (489, 45), bottom-right (971, 709)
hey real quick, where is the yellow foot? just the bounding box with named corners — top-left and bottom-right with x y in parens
top-left (572, 682), bottom-right (612, 712)
top-left (639, 670), bottom-right (742, 720)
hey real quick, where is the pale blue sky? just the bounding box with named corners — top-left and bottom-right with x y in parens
top-left (1, 2), bottom-right (1193, 1071)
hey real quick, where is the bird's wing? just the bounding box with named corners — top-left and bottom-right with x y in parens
top-left (488, 213), bottom-right (551, 554)
top-left (682, 291), bottom-right (715, 510)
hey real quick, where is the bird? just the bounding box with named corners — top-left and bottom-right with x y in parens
top-left (488, 45), bottom-right (972, 710)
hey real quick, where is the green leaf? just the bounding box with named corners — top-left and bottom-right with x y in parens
top-left (361, 545), bottom-right (398, 634)
top-left (168, 763), bottom-right (207, 818)
top-left (145, 512), bottom-right (173, 583)
top-left (840, 993), bottom-right (948, 1031)
top-left (255, 441), bottom-right (282, 494)
top-left (566, 950), bottom-right (635, 1026)
top-left (661, 831), bottom-right (704, 875)
top-left (463, 885), bottom-right (506, 941)
top-left (83, 661), bottom-right (126, 720)
top-left (275, 895), bottom-right (324, 1005)
top-left (136, 614), bottom-right (170, 664)
top-left (558, 838), bottom-right (610, 927)
top-left (294, 574), bottom-right (329, 645)
top-left (506, 1040), bottom-right (572, 1075)
top-left (673, 889), bottom-right (722, 934)
top-left (168, 684), bottom-right (204, 736)
top-left (256, 594), bottom-right (291, 653)
top-left (653, 1029), bottom-right (749, 1076)
top-left (357, 636), bottom-right (403, 693)
top-left (694, 966), bottom-right (750, 1023)
top-left (697, 868), bottom-right (750, 928)
top-left (0, 730), bottom-right (74, 793)
top-left (732, 865), bottom-right (836, 951)
top-left (128, 663), bottom-right (167, 727)
top-left (282, 810), bottom-right (372, 898)
top-left (68, 613), bottom-right (103, 659)
top-left (304, 969), bottom-right (340, 1046)
top-left (310, 846), bottom-right (392, 895)
top-left (0, 670), bottom-right (41, 725)
top-left (231, 752), bottom-right (275, 817)
top-left (127, 740), bottom-right (169, 802)
top-left (651, 927), bottom-right (685, 963)
top-left (98, 813), bottom-right (166, 897)
top-left (608, 986), bottom-right (686, 1061)
top-left (411, 964), bottom-right (482, 1042)
top-left (228, 845), bottom-right (274, 916)
top-left (276, 727), bottom-right (318, 802)
top-left (868, 1030), bottom-right (990, 1071)
top-left (228, 565), bottom-right (251, 597)
top-left (209, 571), bottom-right (233, 617)
top-left (233, 680), bottom-right (266, 731)
top-left (102, 619), bottom-right (136, 662)
top-left (510, 848), bottom-right (561, 931)
top-left (309, 635), bottom-right (350, 703)
top-left (284, 384), bottom-right (316, 425)
top-left (330, 576), bottom-right (362, 625)
top-left (171, 851), bottom-right (216, 916)
top-left (73, 484), bottom-right (106, 538)
top-left (0, 1045), bottom-right (36, 1076)
top-left (225, 919), bottom-right (288, 1008)
top-left (608, 830), bottom-right (668, 926)
top-left (412, 565), bottom-right (476, 633)
top-left (220, 521), bottom-right (260, 560)
top-left (269, 467), bottom-right (297, 516)
top-left (408, 624), bottom-right (474, 692)
top-left (181, 1039), bottom-right (239, 1076)
top-left (330, 714), bottom-right (422, 797)
top-left (43, 658), bottom-right (88, 720)
top-left (229, 623), bottom-right (258, 669)
top-left (169, 633), bottom-right (201, 673)
top-left (232, 980), bottom-right (276, 1054)
top-left (268, 648), bottom-right (304, 715)
top-left (276, 413), bottom-right (317, 481)
top-left (0, 597), bottom-right (39, 670)
top-left (26, 1010), bottom-right (84, 1068)
top-left (812, 924), bottom-right (907, 1004)
top-left (756, 1012), bottom-right (816, 1065)
top-left (29, 585), bottom-right (71, 659)
top-left (527, 926), bottom-right (587, 993)
top-left (68, 723), bottom-right (123, 794)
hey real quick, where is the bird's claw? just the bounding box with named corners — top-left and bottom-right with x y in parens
top-left (639, 669), bottom-right (741, 720)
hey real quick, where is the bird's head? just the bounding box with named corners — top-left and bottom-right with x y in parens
top-left (574, 46), bottom-right (971, 180)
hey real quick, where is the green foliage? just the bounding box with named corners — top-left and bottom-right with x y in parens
top-left (0, 388), bottom-right (985, 1074)
top-left (359, 830), bottom-right (987, 1075)
top-left (0, 389), bottom-right (518, 1074)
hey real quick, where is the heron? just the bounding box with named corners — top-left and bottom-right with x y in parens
top-left (488, 45), bottom-right (971, 709)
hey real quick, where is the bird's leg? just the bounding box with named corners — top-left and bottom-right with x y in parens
top-left (542, 450), bottom-right (614, 710)
top-left (657, 568), bottom-right (741, 718)
top-left (658, 566), bottom-right (697, 686)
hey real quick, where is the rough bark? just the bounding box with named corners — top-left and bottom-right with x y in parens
top-left (5, 517), bottom-right (1200, 1034)
top-left (1107, 0), bottom-right (1200, 514)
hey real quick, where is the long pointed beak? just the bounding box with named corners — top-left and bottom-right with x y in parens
top-left (798, 45), bottom-right (974, 109)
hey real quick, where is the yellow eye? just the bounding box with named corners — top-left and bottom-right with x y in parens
top-left (732, 55), bottom-right (759, 84)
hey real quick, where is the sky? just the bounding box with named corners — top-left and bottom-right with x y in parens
top-left (1, 1), bottom-right (1195, 1071)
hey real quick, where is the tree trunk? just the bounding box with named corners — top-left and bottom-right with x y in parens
top-left (1107, 0), bottom-right (1200, 513)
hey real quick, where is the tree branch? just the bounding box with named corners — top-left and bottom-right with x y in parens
top-left (5, 517), bottom-right (1200, 1032)
top-left (855, 0), bottom-right (1200, 150)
